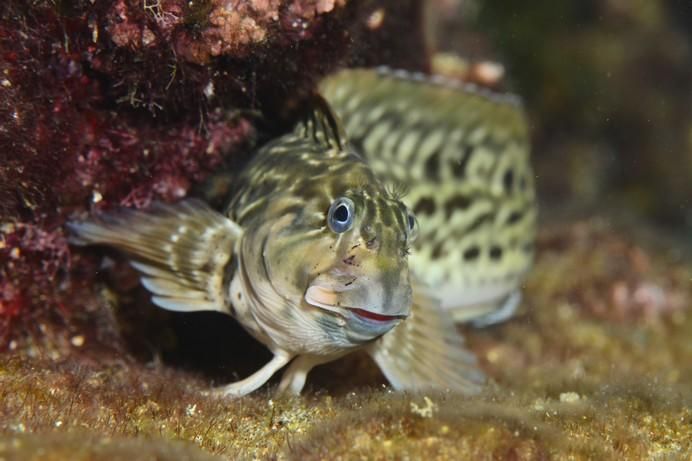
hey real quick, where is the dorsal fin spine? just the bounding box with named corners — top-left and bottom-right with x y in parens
top-left (296, 94), bottom-right (347, 151)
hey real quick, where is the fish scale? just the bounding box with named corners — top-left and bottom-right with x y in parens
top-left (320, 68), bottom-right (537, 323)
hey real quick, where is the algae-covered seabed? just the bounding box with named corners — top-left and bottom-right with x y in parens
top-left (2, 0), bottom-right (692, 459)
top-left (1, 217), bottom-right (690, 460)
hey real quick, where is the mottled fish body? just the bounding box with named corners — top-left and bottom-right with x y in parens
top-left (68, 94), bottom-right (485, 396)
top-left (320, 68), bottom-right (536, 324)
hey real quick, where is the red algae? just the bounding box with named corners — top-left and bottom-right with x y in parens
top-left (0, 0), bottom-right (255, 345)
top-left (0, 1), bottom-right (277, 346)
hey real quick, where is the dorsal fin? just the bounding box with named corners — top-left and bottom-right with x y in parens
top-left (295, 94), bottom-right (347, 151)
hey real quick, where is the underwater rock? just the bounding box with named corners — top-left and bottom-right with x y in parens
top-left (0, 432), bottom-right (224, 461)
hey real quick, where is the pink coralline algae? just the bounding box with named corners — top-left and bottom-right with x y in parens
top-left (104, 0), bottom-right (348, 64)
top-left (0, 4), bottom-right (257, 346)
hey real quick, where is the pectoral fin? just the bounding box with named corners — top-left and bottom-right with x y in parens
top-left (367, 279), bottom-right (486, 394)
top-left (67, 199), bottom-right (242, 314)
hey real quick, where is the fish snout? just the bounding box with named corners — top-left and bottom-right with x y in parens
top-left (304, 269), bottom-right (412, 321)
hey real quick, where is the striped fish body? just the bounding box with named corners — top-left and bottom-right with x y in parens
top-left (220, 112), bottom-right (416, 357)
top-left (320, 68), bottom-right (537, 324)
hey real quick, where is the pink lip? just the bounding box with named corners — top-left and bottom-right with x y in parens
top-left (350, 308), bottom-right (406, 322)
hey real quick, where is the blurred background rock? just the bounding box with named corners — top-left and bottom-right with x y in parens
top-left (429, 0), bottom-right (692, 231)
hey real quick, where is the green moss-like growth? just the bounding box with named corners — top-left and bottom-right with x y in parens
top-left (1, 217), bottom-right (690, 460)
top-left (0, 433), bottom-right (224, 461)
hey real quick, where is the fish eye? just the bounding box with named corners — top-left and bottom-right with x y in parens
top-left (407, 212), bottom-right (418, 242)
top-left (328, 197), bottom-right (355, 233)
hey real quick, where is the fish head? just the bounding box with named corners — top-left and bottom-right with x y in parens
top-left (260, 183), bottom-right (418, 343)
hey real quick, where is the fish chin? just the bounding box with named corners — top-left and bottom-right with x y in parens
top-left (304, 285), bottom-right (402, 343)
top-left (304, 285), bottom-right (406, 324)
top-left (346, 310), bottom-right (402, 342)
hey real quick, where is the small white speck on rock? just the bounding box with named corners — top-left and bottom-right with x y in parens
top-left (204, 81), bottom-right (215, 99)
top-left (559, 391), bottom-right (581, 403)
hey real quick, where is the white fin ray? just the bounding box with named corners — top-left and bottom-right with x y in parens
top-left (152, 297), bottom-right (221, 313)
top-left (367, 277), bottom-right (485, 394)
top-left (130, 261), bottom-right (182, 281)
top-left (68, 199), bottom-right (242, 314)
top-left (140, 277), bottom-right (205, 297)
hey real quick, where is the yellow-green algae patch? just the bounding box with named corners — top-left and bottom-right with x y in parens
top-left (0, 356), bottom-right (689, 460)
top-left (0, 432), bottom-right (224, 461)
top-left (0, 216), bottom-right (691, 460)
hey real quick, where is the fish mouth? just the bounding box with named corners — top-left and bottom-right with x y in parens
top-left (304, 285), bottom-right (407, 323)
top-left (349, 308), bottom-right (407, 322)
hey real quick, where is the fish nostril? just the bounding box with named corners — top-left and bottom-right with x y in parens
top-left (366, 236), bottom-right (378, 250)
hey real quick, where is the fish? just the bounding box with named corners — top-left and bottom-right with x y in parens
top-left (67, 93), bottom-right (486, 397)
top-left (319, 68), bottom-right (536, 326)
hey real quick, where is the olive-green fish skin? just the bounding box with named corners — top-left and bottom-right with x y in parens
top-left (228, 133), bottom-right (410, 244)
top-left (226, 129), bottom-right (415, 356)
